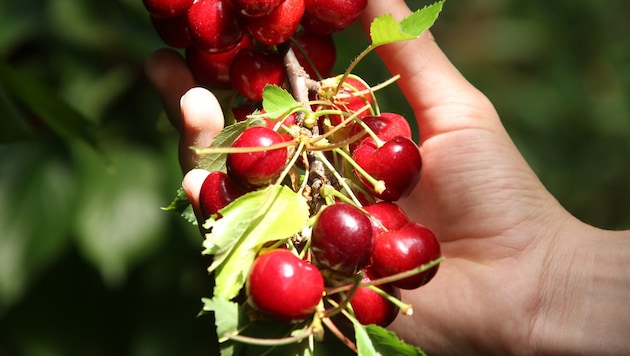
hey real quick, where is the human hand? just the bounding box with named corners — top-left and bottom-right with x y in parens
top-left (146, 1), bottom-right (630, 353)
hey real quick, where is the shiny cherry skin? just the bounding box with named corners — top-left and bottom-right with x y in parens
top-left (246, 0), bottom-right (304, 46)
top-left (229, 48), bottom-right (286, 102)
top-left (187, 0), bottom-right (245, 53)
top-left (199, 171), bottom-right (247, 219)
top-left (247, 249), bottom-right (324, 322)
top-left (186, 35), bottom-right (253, 89)
top-left (350, 266), bottom-right (400, 326)
top-left (352, 136), bottom-right (422, 201)
top-left (363, 201), bottom-right (410, 237)
top-left (311, 202), bottom-right (374, 276)
top-left (349, 112), bottom-right (412, 152)
top-left (231, 0), bottom-right (285, 17)
top-left (371, 222), bottom-right (441, 290)
top-left (226, 126), bottom-right (288, 188)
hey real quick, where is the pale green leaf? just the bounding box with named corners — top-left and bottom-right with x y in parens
top-left (262, 85), bottom-right (300, 118)
top-left (354, 322), bottom-right (380, 356)
top-left (370, 0), bottom-right (445, 46)
top-left (161, 187), bottom-right (196, 224)
top-left (202, 297), bottom-right (242, 342)
top-left (365, 324), bottom-right (427, 356)
top-left (203, 185), bottom-right (309, 300)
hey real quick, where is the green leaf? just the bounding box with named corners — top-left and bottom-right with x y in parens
top-left (202, 297), bottom-right (242, 342)
top-left (73, 145), bottom-right (168, 286)
top-left (162, 187), bottom-right (197, 225)
top-left (262, 85), bottom-right (300, 118)
top-left (0, 61), bottom-right (101, 152)
top-left (354, 322), bottom-right (379, 356)
top-left (203, 185), bottom-right (309, 300)
top-left (196, 117), bottom-right (265, 173)
top-left (370, 0), bottom-right (445, 47)
top-left (365, 324), bottom-right (426, 356)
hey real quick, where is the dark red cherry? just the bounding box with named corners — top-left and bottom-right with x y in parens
top-left (290, 30), bottom-right (336, 79)
top-left (352, 136), bottom-right (422, 201)
top-left (363, 202), bottom-right (409, 237)
top-left (350, 112), bottom-right (412, 152)
top-left (231, 0), bottom-right (285, 17)
top-left (199, 171), bottom-right (247, 219)
top-left (371, 222), bottom-right (441, 290)
top-left (350, 266), bottom-right (400, 326)
top-left (311, 202), bottom-right (374, 276)
top-left (229, 48), bottom-right (286, 102)
top-left (187, 0), bottom-right (245, 53)
top-left (143, 0), bottom-right (193, 18)
top-left (186, 35), bottom-right (253, 89)
top-left (150, 13), bottom-right (192, 48)
top-left (246, 0), bottom-right (304, 46)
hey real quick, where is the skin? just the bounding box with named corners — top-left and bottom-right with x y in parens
top-left (145, 1), bottom-right (630, 354)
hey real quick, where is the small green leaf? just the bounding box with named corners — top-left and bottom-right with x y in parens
top-left (161, 187), bottom-right (196, 225)
top-left (262, 85), bottom-right (300, 118)
top-left (202, 297), bottom-right (242, 342)
top-left (354, 322), bottom-right (379, 356)
top-left (203, 185), bottom-right (309, 300)
top-left (370, 0), bottom-right (445, 47)
top-left (365, 324), bottom-right (427, 356)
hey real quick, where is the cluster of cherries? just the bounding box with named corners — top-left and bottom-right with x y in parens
top-left (142, 0), bottom-right (372, 101)
top-left (143, 0), bottom-right (441, 336)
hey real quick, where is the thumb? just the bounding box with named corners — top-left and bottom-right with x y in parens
top-left (359, 1), bottom-right (499, 142)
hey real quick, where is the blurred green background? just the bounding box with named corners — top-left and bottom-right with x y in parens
top-left (0, 0), bottom-right (628, 355)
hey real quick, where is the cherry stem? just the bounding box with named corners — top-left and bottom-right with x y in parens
top-left (366, 284), bottom-right (414, 316)
top-left (274, 139), bottom-right (305, 186)
top-left (192, 139), bottom-right (295, 155)
top-left (326, 257), bottom-right (445, 295)
top-left (312, 151), bottom-right (363, 206)
top-left (321, 316), bottom-right (358, 353)
top-left (224, 325), bottom-right (314, 346)
top-left (332, 147), bottom-right (386, 194)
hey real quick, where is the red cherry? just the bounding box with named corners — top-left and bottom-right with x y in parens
top-left (246, 0), bottom-right (304, 46)
top-left (247, 249), bottom-right (324, 322)
top-left (349, 112), bottom-right (412, 152)
top-left (311, 202), bottom-right (374, 276)
top-left (186, 35), bottom-right (253, 89)
top-left (226, 126), bottom-right (288, 188)
top-left (300, 12), bottom-right (344, 35)
top-left (187, 0), bottom-right (245, 53)
top-left (199, 171), bottom-right (247, 219)
top-left (229, 48), bottom-right (287, 102)
top-left (150, 13), bottom-right (192, 48)
top-left (352, 136), bottom-right (422, 201)
top-left (350, 266), bottom-right (400, 326)
top-left (371, 222), bottom-right (441, 290)
top-left (142, 0), bottom-right (193, 18)
top-left (363, 202), bottom-right (409, 237)
top-left (290, 30), bottom-right (336, 79)
top-left (231, 0), bottom-right (285, 17)
top-left (304, 0), bottom-right (367, 30)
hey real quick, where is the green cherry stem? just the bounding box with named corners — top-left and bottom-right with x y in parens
top-left (366, 284), bottom-right (414, 316)
top-left (332, 147), bottom-right (386, 194)
top-left (312, 150), bottom-right (363, 206)
top-left (224, 325), bottom-right (314, 346)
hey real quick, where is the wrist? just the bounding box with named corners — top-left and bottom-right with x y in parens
top-left (530, 220), bottom-right (630, 354)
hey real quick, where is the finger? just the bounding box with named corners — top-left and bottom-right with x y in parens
top-left (359, 2), bottom-right (499, 141)
top-left (145, 48), bottom-right (196, 131)
top-left (179, 87), bottom-right (225, 172)
top-left (182, 168), bottom-right (210, 225)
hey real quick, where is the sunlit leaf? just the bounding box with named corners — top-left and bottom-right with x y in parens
top-left (203, 185), bottom-right (309, 300)
top-left (262, 85), bottom-right (300, 118)
top-left (370, 0), bottom-right (445, 47)
top-left (365, 324), bottom-right (426, 356)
